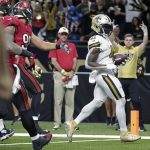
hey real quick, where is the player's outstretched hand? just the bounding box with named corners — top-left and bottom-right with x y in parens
top-left (60, 43), bottom-right (69, 52)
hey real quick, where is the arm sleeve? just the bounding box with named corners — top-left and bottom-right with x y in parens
top-left (20, 49), bottom-right (33, 57)
top-left (88, 35), bottom-right (102, 51)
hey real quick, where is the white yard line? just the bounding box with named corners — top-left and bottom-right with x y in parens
top-left (9, 133), bottom-right (150, 139)
top-left (0, 143), bottom-right (31, 146)
top-left (0, 139), bottom-right (122, 146)
top-left (0, 134), bottom-right (149, 146)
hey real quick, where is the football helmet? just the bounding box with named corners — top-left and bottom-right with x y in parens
top-left (12, 1), bottom-right (32, 23)
top-left (0, 3), bottom-right (11, 15)
top-left (91, 14), bottom-right (113, 36)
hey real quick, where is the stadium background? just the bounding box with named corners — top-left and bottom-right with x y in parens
top-left (3, 0), bottom-right (150, 124)
top-left (6, 41), bottom-right (150, 124)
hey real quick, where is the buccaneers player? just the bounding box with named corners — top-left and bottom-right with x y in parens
top-left (1, 1), bottom-right (68, 149)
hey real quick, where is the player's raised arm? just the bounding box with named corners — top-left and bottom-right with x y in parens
top-left (31, 33), bottom-right (57, 50)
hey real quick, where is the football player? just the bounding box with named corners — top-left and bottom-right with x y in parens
top-left (0, 2), bottom-right (20, 142)
top-left (65, 14), bottom-right (141, 142)
top-left (0, 1), bottom-right (68, 149)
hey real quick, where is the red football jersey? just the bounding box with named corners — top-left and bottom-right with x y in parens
top-left (17, 56), bottom-right (26, 64)
top-left (2, 16), bottom-right (32, 65)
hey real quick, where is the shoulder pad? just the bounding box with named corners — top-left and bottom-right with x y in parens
top-left (88, 35), bottom-right (102, 50)
top-left (2, 16), bottom-right (20, 27)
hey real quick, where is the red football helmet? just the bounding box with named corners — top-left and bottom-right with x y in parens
top-left (12, 1), bottom-right (32, 23)
top-left (0, 0), bottom-right (11, 15)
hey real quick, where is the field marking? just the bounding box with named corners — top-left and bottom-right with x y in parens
top-left (0, 143), bottom-right (31, 146)
top-left (0, 139), bottom-right (121, 146)
top-left (11, 133), bottom-right (150, 139)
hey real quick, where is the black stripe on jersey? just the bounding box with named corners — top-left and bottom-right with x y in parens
top-left (89, 42), bottom-right (101, 49)
top-left (107, 75), bottom-right (122, 100)
top-left (102, 75), bottom-right (118, 100)
top-left (102, 75), bottom-right (122, 100)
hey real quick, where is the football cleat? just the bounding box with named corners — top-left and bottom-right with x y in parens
top-left (65, 120), bottom-right (77, 142)
top-left (0, 128), bottom-right (15, 141)
top-left (32, 132), bottom-right (52, 150)
top-left (120, 131), bottom-right (141, 142)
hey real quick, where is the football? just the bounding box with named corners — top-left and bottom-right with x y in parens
top-left (113, 53), bottom-right (129, 66)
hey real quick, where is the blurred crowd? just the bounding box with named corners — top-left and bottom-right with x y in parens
top-left (12, 0), bottom-right (150, 42)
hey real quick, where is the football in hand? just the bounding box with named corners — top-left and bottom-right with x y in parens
top-left (113, 53), bottom-right (129, 66)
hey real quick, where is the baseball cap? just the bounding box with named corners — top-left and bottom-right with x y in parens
top-left (58, 27), bottom-right (69, 34)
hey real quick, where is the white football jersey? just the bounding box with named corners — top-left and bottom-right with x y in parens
top-left (85, 35), bottom-right (124, 101)
top-left (85, 35), bottom-right (114, 74)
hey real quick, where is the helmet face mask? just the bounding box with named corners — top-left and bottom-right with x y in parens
top-left (12, 2), bottom-right (32, 23)
top-left (91, 14), bottom-right (113, 36)
top-left (101, 23), bottom-right (113, 36)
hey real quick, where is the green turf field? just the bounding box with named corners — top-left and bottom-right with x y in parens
top-left (0, 121), bottom-right (150, 150)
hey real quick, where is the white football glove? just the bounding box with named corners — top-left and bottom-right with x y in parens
top-left (106, 64), bottom-right (117, 70)
top-left (89, 70), bottom-right (98, 84)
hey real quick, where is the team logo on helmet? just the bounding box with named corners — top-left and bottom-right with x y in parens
top-left (91, 14), bottom-right (113, 36)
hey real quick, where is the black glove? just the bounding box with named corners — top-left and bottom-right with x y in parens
top-left (21, 49), bottom-right (33, 57)
top-left (56, 44), bottom-right (69, 52)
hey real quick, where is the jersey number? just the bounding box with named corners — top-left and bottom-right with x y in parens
top-left (22, 34), bottom-right (31, 50)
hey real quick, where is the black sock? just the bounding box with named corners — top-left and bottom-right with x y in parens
top-left (34, 120), bottom-right (41, 131)
top-left (31, 93), bottom-right (41, 116)
top-left (0, 99), bottom-right (9, 118)
top-left (20, 109), bottom-right (37, 137)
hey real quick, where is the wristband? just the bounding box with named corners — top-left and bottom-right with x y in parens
top-left (56, 44), bottom-right (60, 49)
top-left (21, 49), bottom-right (33, 57)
